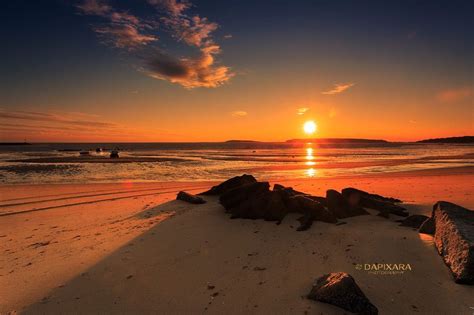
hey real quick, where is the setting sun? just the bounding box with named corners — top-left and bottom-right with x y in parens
top-left (303, 121), bottom-right (317, 135)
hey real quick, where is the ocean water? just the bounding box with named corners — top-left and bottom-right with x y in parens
top-left (0, 142), bottom-right (473, 184)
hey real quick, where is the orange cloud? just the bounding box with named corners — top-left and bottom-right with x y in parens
top-left (147, 0), bottom-right (190, 16)
top-left (231, 111), bottom-right (248, 117)
top-left (297, 107), bottom-right (309, 115)
top-left (146, 45), bottom-right (233, 88)
top-left (95, 25), bottom-right (157, 49)
top-left (163, 15), bottom-right (218, 47)
top-left (76, 0), bottom-right (111, 15)
top-left (322, 83), bottom-right (355, 95)
top-left (76, 0), bottom-right (233, 88)
top-left (436, 87), bottom-right (473, 103)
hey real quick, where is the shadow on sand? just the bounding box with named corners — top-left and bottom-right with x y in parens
top-left (23, 198), bottom-right (473, 314)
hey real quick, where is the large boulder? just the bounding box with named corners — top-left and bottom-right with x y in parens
top-left (307, 272), bottom-right (378, 314)
top-left (399, 215), bottom-right (429, 228)
top-left (418, 217), bottom-right (435, 235)
top-left (432, 201), bottom-right (474, 284)
top-left (176, 191), bottom-right (206, 204)
top-left (200, 174), bottom-right (257, 195)
top-left (341, 188), bottom-right (408, 217)
top-left (326, 189), bottom-right (369, 219)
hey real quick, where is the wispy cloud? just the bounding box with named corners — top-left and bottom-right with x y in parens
top-left (0, 109), bottom-right (177, 141)
top-left (436, 87), bottom-right (473, 103)
top-left (297, 107), bottom-right (309, 115)
top-left (0, 110), bottom-right (118, 128)
top-left (76, 0), bottom-right (111, 15)
top-left (94, 24), bottom-right (157, 49)
top-left (322, 83), bottom-right (355, 95)
top-left (147, 0), bottom-right (190, 16)
top-left (231, 111), bottom-right (248, 117)
top-left (145, 0), bottom-right (233, 88)
top-left (77, 0), bottom-right (155, 50)
top-left (162, 15), bottom-right (218, 47)
top-left (76, 0), bottom-right (233, 88)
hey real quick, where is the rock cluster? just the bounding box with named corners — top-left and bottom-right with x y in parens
top-left (201, 175), bottom-right (407, 231)
top-left (307, 272), bottom-right (378, 314)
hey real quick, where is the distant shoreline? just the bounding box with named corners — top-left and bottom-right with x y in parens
top-left (1, 136), bottom-right (473, 145)
top-left (0, 142), bottom-right (32, 146)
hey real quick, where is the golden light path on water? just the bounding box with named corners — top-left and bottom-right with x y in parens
top-left (305, 144), bottom-right (317, 177)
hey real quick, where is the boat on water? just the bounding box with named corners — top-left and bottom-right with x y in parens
top-left (95, 147), bottom-right (103, 153)
top-left (79, 151), bottom-right (90, 156)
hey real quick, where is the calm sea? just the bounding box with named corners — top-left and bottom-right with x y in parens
top-left (0, 142), bottom-right (473, 184)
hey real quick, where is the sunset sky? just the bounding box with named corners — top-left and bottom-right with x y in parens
top-left (1, 0), bottom-right (473, 142)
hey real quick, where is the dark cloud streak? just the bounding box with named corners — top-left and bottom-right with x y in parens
top-left (76, 0), bottom-right (233, 88)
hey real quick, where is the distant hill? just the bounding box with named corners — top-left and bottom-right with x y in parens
top-left (285, 138), bottom-right (388, 144)
top-left (417, 136), bottom-right (474, 144)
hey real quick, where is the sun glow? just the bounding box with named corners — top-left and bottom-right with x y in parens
top-left (303, 120), bottom-right (317, 135)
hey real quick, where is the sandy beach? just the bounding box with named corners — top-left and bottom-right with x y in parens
top-left (3, 0), bottom-right (473, 312)
top-left (1, 168), bottom-right (473, 314)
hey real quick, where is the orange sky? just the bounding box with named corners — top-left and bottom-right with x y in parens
top-left (2, 83), bottom-right (472, 142)
top-left (1, 0), bottom-right (473, 142)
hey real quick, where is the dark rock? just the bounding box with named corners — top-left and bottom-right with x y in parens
top-left (342, 188), bottom-right (408, 217)
top-left (200, 174), bottom-right (257, 195)
top-left (291, 195), bottom-right (337, 223)
top-left (263, 191), bottom-right (288, 221)
top-left (291, 195), bottom-right (337, 231)
top-left (399, 215), bottom-right (429, 228)
top-left (342, 188), bottom-right (401, 203)
top-left (110, 150), bottom-right (119, 158)
top-left (419, 217), bottom-right (435, 235)
top-left (307, 272), bottom-right (378, 314)
top-left (306, 195), bottom-right (327, 206)
top-left (273, 183), bottom-right (286, 191)
top-left (274, 184), bottom-right (327, 207)
top-left (326, 189), bottom-right (369, 219)
top-left (432, 201), bottom-right (474, 284)
top-left (296, 215), bottom-right (313, 231)
top-left (220, 182), bottom-right (270, 211)
top-left (273, 185), bottom-right (304, 201)
top-left (221, 182), bottom-right (291, 222)
top-left (176, 191), bottom-right (206, 204)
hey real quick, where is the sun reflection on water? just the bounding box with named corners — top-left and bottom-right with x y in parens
top-left (305, 145), bottom-right (318, 177)
top-left (306, 168), bottom-right (317, 177)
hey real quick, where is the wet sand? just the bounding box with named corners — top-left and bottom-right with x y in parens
top-left (7, 156), bottom-right (188, 164)
top-left (1, 169), bottom-right (473, 314)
